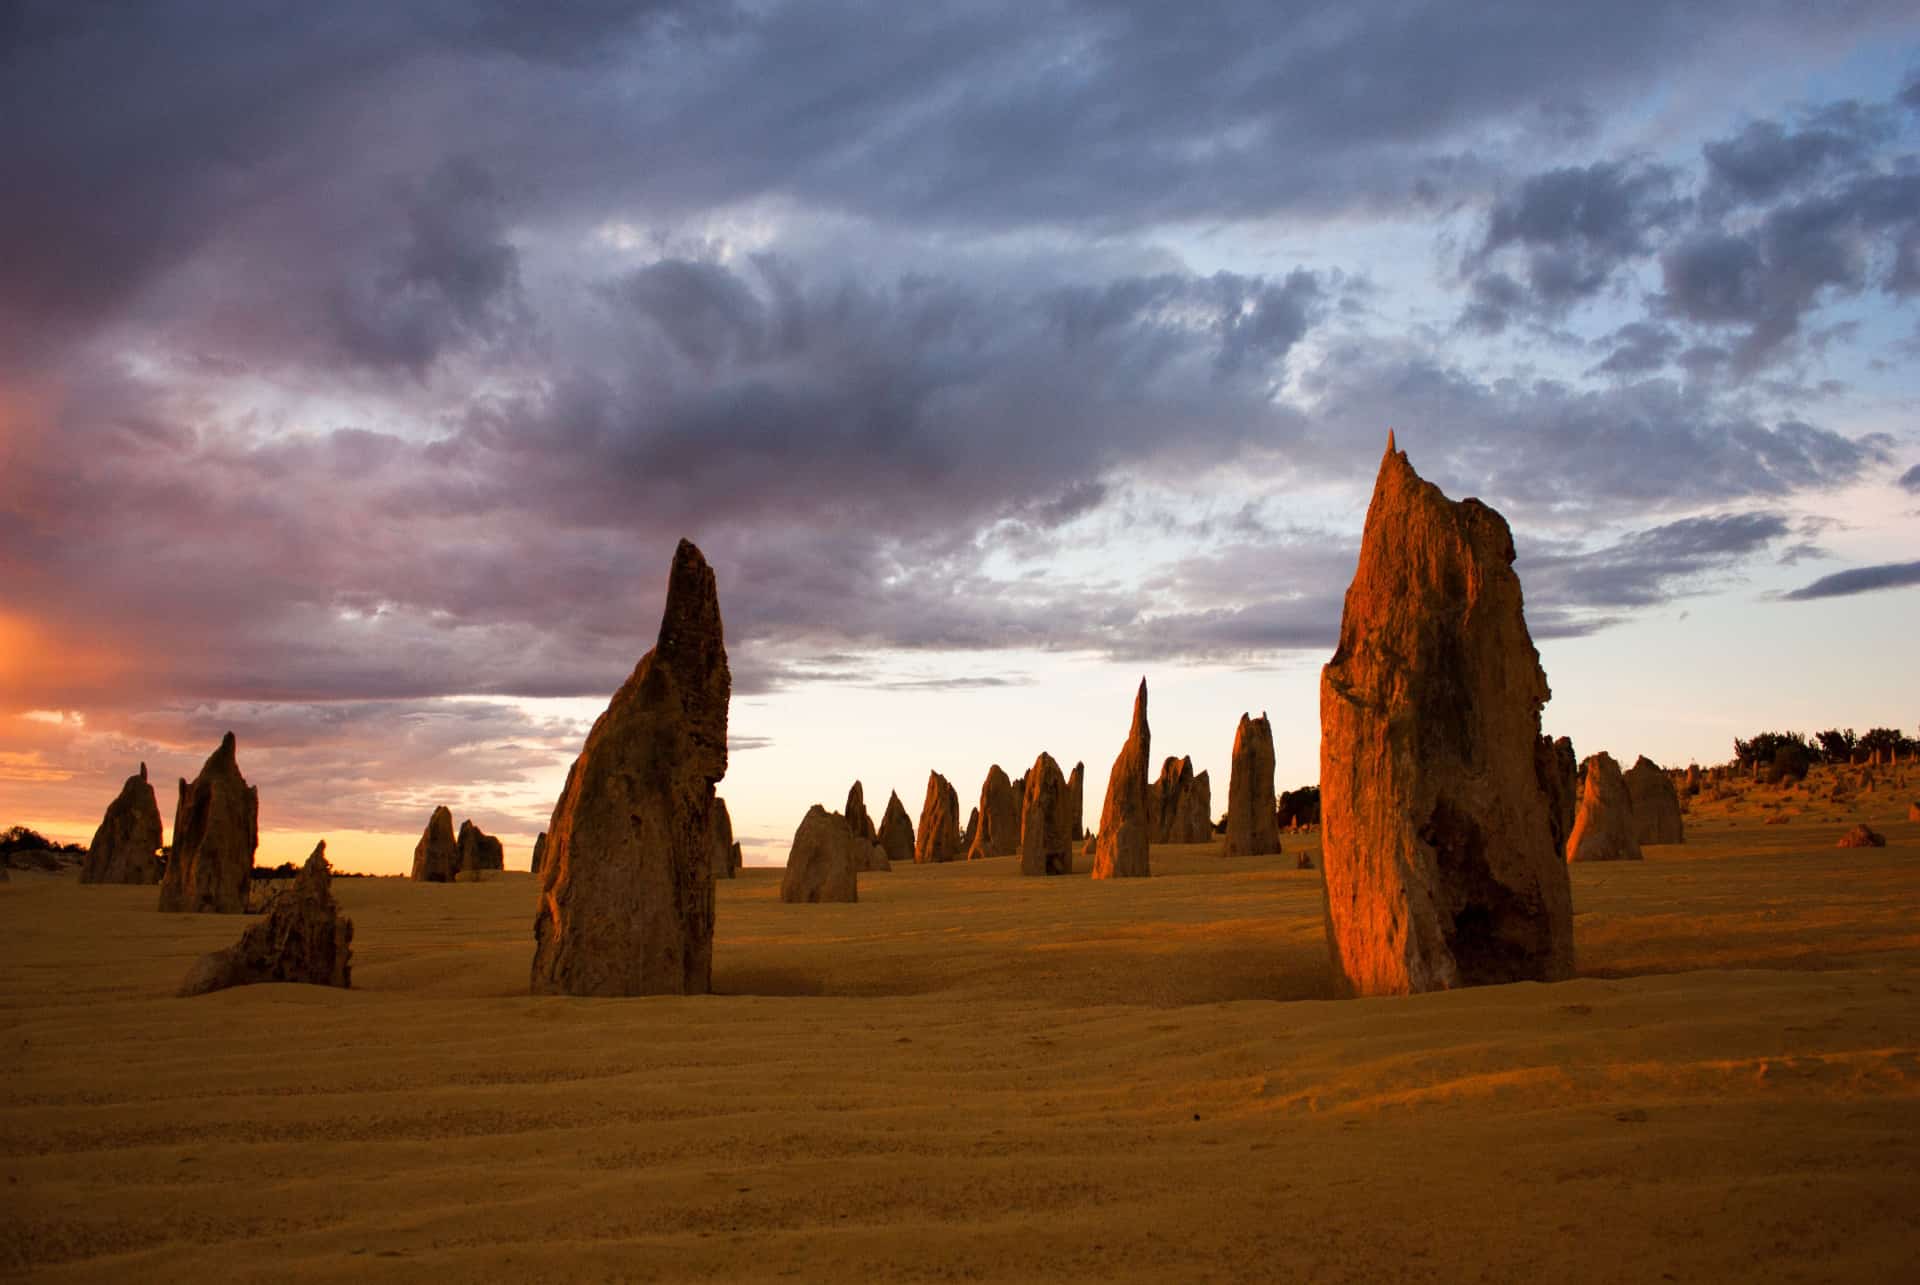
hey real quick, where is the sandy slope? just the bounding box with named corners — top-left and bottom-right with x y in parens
top-left (4, 773), bottom-right (1918, 1282)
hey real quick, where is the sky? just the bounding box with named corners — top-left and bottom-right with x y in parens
top-left (2, 1), bottom-right (1917, 873)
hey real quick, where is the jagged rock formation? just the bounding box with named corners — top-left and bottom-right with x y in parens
top-left (1536, 736), bottom-right (1578, 860)
top-left (82, 763), bottom-right (164, 885)
top-left (838, 788), bottom-right (891, 873)
top-left (1092, 679), bottom-right (1152, 879)
top-left (965, 765), bottom-right (1020, 860)
top-left (878, 791), bottom-right (916, 866)
top-left (530, 539), bottom-right (729, 997)
top-left (411, 806), bottom-right (460, 883)
top-left (158, 733), bottom-right (259, 914)
top-left (845, 781), bottom-right (877, 844)
top-left (709, 797), bottom-right (737, 879)
top-left (1566, 752), bottom-right (1643, 864)
top-left (1684, 764), bottom-right (1702, 796)
top-left (915, 772), bottom-right (962, 864)
top-left (529, 831), bottom-right (549, 875)
top-left (780, 805), bottom-right (861, 903)
top-left (1018, 752), bottom-right (1074, 876)
top-left (457, 819), bottom-right (505, 874)
top-left (1067, 763), bottom-right (1085, 840)
top-left (1319, 435), bottom-right (1575, 995)
top-left (1624, 755), bottom-right (1685, 845)
top-left (179, 842), bottom-right (353, 996)
top-left (1150, 756), bottom-right (1212, 844)
top-left (1226, 713), bottom-right (1281, 857)
top-left (1837, 824), bottom-right (1886, 849)
top-left (959, 807), bottom-right (979, 857)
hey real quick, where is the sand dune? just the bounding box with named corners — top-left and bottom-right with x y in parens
top-left (5, 780), bottom-right (1918, 1281)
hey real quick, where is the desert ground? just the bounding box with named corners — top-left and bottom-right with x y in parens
top-left (5, 769), bottom-right (1918, 1283)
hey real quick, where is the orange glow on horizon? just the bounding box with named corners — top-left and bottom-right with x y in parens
top-left (0, 612), bottom-right (131, 711)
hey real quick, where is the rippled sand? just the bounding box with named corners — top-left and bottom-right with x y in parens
top-left (5, 773), bottom-right (1918, 1281)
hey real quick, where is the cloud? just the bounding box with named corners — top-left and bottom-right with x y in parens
top-left (7, 0), bottom-right (1916, 374)
top-left (1520, 511), bottom-right (1794, 611)
top-left (1450, 88), bottom-right (1918, 365)
top-left (328, 157), bottom-right (528, 372)
top-left (0, 255), bottom-right (1329, 718)
top-left (1899, 463), bottom-right (1920, 493)
top-left (1659, 164), bottom-right (1920, 369)
top-left (1590, 321), bottom-right (1682, 376)
top-left (1700, 102), bottom-right (1897, 210)
top-left (1780, 559), bottom-right (1920, 601)
top-left (5, 2), bottom-right (1915, 845)
top-left (1464, 160), bottom-right (1686, 326)
top-left (1293, 342), bottom-right (1890, 518)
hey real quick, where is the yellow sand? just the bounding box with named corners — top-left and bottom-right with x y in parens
top-left (5, 771), bottom-right (1919, 1282)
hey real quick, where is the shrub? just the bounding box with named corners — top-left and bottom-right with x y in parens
top-left (1276, 786), bottom-right (1321, 828)
top-left (1815, 728), bottom-right (1857, 761)
top-left (1734, 731), bottom-right (1810, 768)
top-left (1772, 742), bottom-right (1810, 783)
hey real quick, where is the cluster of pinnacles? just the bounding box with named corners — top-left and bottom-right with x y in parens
top-left (71, 430), bottom-right (1738, 1005)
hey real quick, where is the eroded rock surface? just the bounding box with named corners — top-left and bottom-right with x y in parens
top-left (458, 819), bottom-right (505, 874)
top-left (1018, 752), bottom-right (1074, 876)
top-left (845, 782), bottom-right (877, 844)
top-left (1226, 714), bottom-right (1281, 857)
top-left (158, 734), bottom-right (259, 914)
top-left (878, 791), bottom-right (916, 867)
top-left (781, 805), bottom-right (861, 903)
top-left (411, 806), bottom-right (459, 883)
top-left (1067, 763), bottom-right (1085, 840)
top-left (1624, 755), bottom-right (1685, 845)
top-left (1536, 736), bottom-right (1578, 860)
top-left (1091, 680), bottom-right (1152, 879)
top-left (530, 539), bottom-right (729, 997)
top-left (1566, 752), bottom-right (1643, 864)
top-left (179, 842), bottom-right (353, 996)
top-left (1151, 756), bottom-right (1212, 844)
top-left (709, 798), bottom-right (737, 879)
top-left (1318, 436), bottom-right (1574, 995)
top-left (82, 764), bottom-right (164, 885)
top-left (965, 765), bottom-right (1020, 861)
top-left (915, 773), bottom-right (962, 864)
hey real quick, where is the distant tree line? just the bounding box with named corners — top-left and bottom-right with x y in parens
top-left (1, 826), bottom-right (83, 858)
top-left (1731, 726), bottom-right (1915, 771)
top-left (251, 860), bottom-right (375, 880)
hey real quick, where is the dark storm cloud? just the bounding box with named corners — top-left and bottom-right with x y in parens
top-left (1464, 161), bottom-right (1686, 326)
top-left (329, 157), bottom-right (528, 372)
top-left (0, 0), bottom-right (702, 363)
top-left (1452, 89), bottom-right (1918, 362)
top-left (1780, 560), bottom-right (1920, 601)
top-left (0, 255), bottom-right (1323, 716)
top-left (1659, 171), bottom-right (1920, 368)
top-left (1700, 101), bottom-right (1899, 210)
top-left (1651, 93), bottom-right (1920, 371)
top-left (6, 0), bottom-right (1914, 370)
